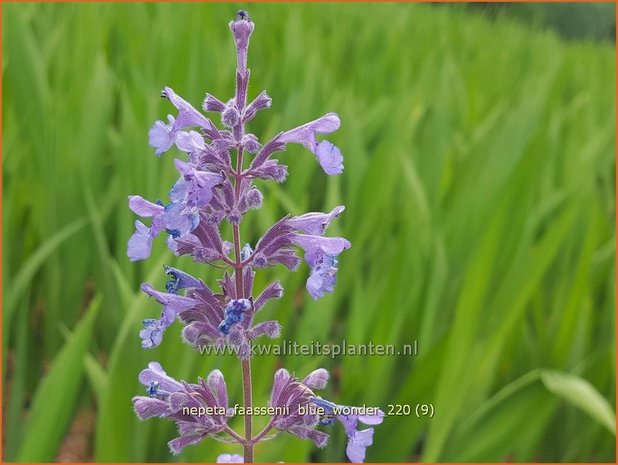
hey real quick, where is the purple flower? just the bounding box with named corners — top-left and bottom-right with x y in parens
top-left (130, 10), bottom-right (360, 461)
top-left (249, 210), bottom-right (350, 299)
top-left (244, 90), bottom-right (272, 122)
top-left (175, 130), bottom-right (206, 155)
top-left (128, 186), bottom-right (217, 261)
top-left (279, 113), bottom-right (343, 175)
top-left (310, 397), bottom-right (385, 463)
top-left (253, 216), bottom-right (302, 271)
top-left (161, 201), bottom-right (199, 239)
top-left (171, 159), bottom-right (223, 208)
top-left (177, 283), bottom-right (226, 348)
top-left (203, 93), bottom-right (226, 113)
top-left (139, 361), bottom-right (184, 398)
top-left (346, 429), bottom-right (375, 463)
top-left (140, 283), bottom-right (195, 348)
top-left (218, 298), bottom-right (251, 335)
top-left (246, 320), bottom-right (281, 340)
top-left (253, 280), bottom-right (284, 313)
top-left (229, 10), bottom-right (254, 76)
top-left (241, 133), bottom-right (261, 153)
top-left (250, 159), bottom-right (288, 183)
top-left (148, 87), bottom-right (221, 157)
top-left (162, 87), bottom-right (220, 140)
top-left (315, 140), bottom-right (343, 175)
top-left (149, 115), bottom-right (176, 156)
top-left (127, 196), bottom-right (165, 261)
top-left (164, 266), bottom-right (202, 294)
top-left (288, 206), bottom-right (345, 235)
top-left (217, 454), bottom-right (244, 463)
top-left (248, 113), bottom-right (342, 177)
top-left (132, 363), bottom-right (232, 455)
top-left (268, 368), bottom-right (330, 448)
top-left (129, 161), bottom-right (224, 259)
top-left (293, 235), bottom-right (351, 300)
top-left (279, 113), bottom-right (340, 151)
top-left (171, 211), bottom-right (226, 262)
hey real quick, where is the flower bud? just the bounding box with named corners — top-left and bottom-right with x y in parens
top-left (241, 134), bottom-right (261, 153)
top-left (253, 252), bottom-right (267, 268)
top-left (202, 93), bottom-right (226, 113)
top-left (221, 106), bottom-right (240, 128)
top-left (227, 210), bottom-right (242, 225)
top-left (245, 188), bottom-right (263, 210)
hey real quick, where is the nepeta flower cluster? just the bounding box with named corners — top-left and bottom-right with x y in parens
top-left (128, 11), bottom-right (383, 463)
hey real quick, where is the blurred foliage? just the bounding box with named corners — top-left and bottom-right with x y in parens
top-left (467, 3), bottom-right (616, 42)
top-left (2, 2), bottom-right (616, 463)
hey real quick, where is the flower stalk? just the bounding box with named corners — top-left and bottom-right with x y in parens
top-left (128, 10), bottom-right (382, 463)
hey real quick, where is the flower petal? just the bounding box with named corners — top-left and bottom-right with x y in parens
top-left (148, 115), bottom-right (176, 156)
top-left (138, 361), bottom-right (184, 393)
top-left (207, 369), bottom-right (229, 408)
top-left (315, 140), bottom-right (343, 175)
top-left (279, 113), bottom-right (340, 150)
top-left (346, 428), bottom-right (374, 463)
top-left (302, 369), bottom-right (329, 390)
top-left (128, 220), bottom-right (154, 261)
top-left (129, 196), bottom-right (165, 217)
top-left (133, 396), bottom-right (171, 419)
top-left (175, 130), bottom-right (206, 153)
top-left (288, 206), bottom-right (345, 235)
top-left (168, 433), bottom-right (205, 455)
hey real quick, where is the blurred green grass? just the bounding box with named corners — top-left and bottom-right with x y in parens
top-left (2, 2), bottom-right (616, 463)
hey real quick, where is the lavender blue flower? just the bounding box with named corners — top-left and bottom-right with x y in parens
top-left (127, 196), bottom-right (165, 261)
top-left (315, 140), bottom-right (344, 175)
top-left (310, 397), bottom-right (385, 463)
top-left (130, 9), bottom-right (365, 462)
top-left (140, 283), bottom-right (195, 348)
top-left (288, 206), bottom-right (349, 299)
top-left (218, 298), bottom-right (251, 335)
top-left (288, 206), bottom-right (345, 236)
top-left (346, 429), bottom-right (376, 464)
top-left (249, 208), bottom-right (350, 299)
top-left (133, 362), bottom-right (232, 455)
top-left (267, 368), bottom-right (330, 448)
top-left (243, 90), bottom-right (272, 122)
top-left (293, 235), bottom-right (351, 300)
top-left (148, 115), bottom-right (176, 156)
top-left (171, 159), bottom-right (224, 207)
top-left (175, 130), bottom-right (206, 155)
top-left (148, 86), bottom-right (220, 157)
top-left (164, 265), bottom-right (202, 294)
top-left (279, 113), bottom-right (343, 175)
top-left (162, 86), bottom-right (221, 141)
top-left (171, 211), bottom-right (226, 262)
top-left (128, 182), bottom-right (220, 261)
top-left (248, 113), bottom-right (344, 177)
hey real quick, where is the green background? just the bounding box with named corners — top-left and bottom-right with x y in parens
top-left (3, 2), bottom-right (616, 463)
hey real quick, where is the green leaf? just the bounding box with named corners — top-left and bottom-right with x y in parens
top-left (4, 218), bottom-right (87, 346)
top-left (540, 369), bottom-right (616, 435)
top-left (15, 295), bottom-right (101, 462)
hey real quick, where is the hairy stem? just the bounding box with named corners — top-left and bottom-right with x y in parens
top-left (224, 425), bottom-right (249, 445)
top-left (233, 27), bottom-right (253, 459)
top-left (232, 144), bottom-right (253, 462)
top-left (241, 358), bottom-right (253, 461)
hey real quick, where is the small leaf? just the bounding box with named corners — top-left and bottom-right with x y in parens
top-left (541, 369), bottom-right (616, 435)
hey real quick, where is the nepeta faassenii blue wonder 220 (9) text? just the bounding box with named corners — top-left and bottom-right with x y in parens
top-left (127, 11), bottom-right (384, 463)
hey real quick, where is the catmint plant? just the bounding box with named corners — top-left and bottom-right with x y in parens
top-left (128, 11), bottom-right (384, 463)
